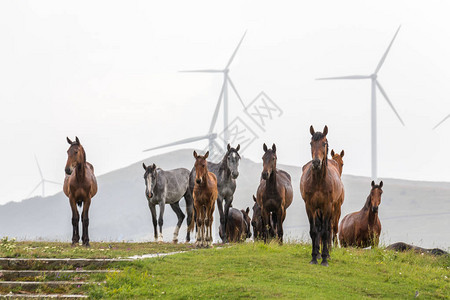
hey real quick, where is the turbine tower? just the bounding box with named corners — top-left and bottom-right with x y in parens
top-left (317, 26), bottom-right (405, 180)
top-left (143, 31), bottom-right (247, 153)
top-left (28, 155), bottom-right (61, 198)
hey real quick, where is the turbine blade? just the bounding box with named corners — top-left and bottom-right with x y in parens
top-left (44, 180), bottom-right (62, 185)
top-left (28, 182), bottom-right (42, 197)
top-left (376, 81), bottom-right (405, 126)
top-left (433, 114), bottom-right (450, 130)
top-left (225, 31), bottom-right (247, 69)
top-left (227, 76), bottom-right (246, 108)
top-left (316, 75), bottom-right (370, 80)
top-left (208, 80), bottom-right (226, 134)
top-left (143, 134), bottom-right (217, 152)
top-left (34, 155), bottom-right (43, 179)
top-left (179, 69), bottom-right (223, 73)
top-left (374, 26), bottom-right (401, 74)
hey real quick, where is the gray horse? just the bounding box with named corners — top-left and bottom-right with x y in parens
top-left (143, 163), bottom-right (193, 243)
top-left (189, 144), bottom-right (241, 243)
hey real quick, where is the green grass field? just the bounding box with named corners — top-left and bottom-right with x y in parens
top-left (87, 242), bottom-right (449, 299)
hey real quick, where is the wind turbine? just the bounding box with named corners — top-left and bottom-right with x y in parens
top-left (433, 114), bottom-right (450, 130)
top-left (317, 26), bottom-right (405, 180)
top-left (28, 155), bottom-right (61, 198)
top-left (143, 31), bottom-right (247, 153)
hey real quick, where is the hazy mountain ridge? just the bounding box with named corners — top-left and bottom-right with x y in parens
top-left (1, 149), bottom-right (449, 249)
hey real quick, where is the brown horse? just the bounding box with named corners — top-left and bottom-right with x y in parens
top-left (339, 181), bottom-right (383, 248)
top-left (330, 149), bottom-right (344, 176)
top-left (63, 137), bottom-right (97, 247)
top-left (219, 207), bottom-right (251, 242)
top-left (330, 149), bottom-right (345, 244)
top-left (300, 126), bottom-right (344, 266)
top-left (251, 195), bottom-right (276, 240)
top-left (189, 151), bottom-right (218, 248)
top-left (256, 143), bottom-right (293, 244)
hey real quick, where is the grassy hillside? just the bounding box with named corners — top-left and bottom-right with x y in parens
top-left (89, 242), bottom-right (450, 299)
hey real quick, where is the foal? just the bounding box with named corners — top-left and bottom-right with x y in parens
top-left (219, 207), bottom-right (251, 242)
top-left (339, 181), bottom-right (383, 248)
top-left (63, 137), bottom-right (97, 247)
top-left (330, 149), bottom-right (345, 244)
top-left (330, 149), bottom-right (344, 176)
top-left (190, 151), bottom-right (218, 248)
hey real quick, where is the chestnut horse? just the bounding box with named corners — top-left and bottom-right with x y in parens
top-left (330, 149), bottom-right (345, 244)
top-left (219, 207), bottom-right (251, 242)
top-left (256, 143), bottom-right (293, 244)
top-left (339, 181), bottom-right (383, 248)
top-left (330, 149), bottom-right (344, 176)
top-left (189, 151), bottom-right (218, 248)
top-left (63, 137), bottom-right (97, 247)
top-left (300, 126), bottom-right (344, 266)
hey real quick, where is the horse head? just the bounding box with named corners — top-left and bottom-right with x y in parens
top-left (241, 207), bottom-right (252, 239)
top-left (309, 125), bottom-right (328, 171)
top-left (261, 143), bottom-right (277, 180)
top-left (193, 150), bottom-right (209, 185)
top-left (331, 149), bottom-right (344, 174)
top-left (65, 136), bottom-right (85, 175)
top-left (251, 195), bottom-right (263, 238)
top-left (142, 163), bottom-right (157, 199)
top-left (369, 180), bottom-right (383, 213)
top-left (225, 144), bottom-right (241, 179)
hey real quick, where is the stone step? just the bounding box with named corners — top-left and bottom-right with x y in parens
top-left (0, 270), bottom-right (118, 281)
top-left (0, 258), bottom-right (132, 270)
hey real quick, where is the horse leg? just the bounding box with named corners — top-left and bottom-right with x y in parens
top-left (261, 209), bottom-right (271, 244)
top-left (184, 191), bottom-right (193, 242)
top-left (194, 204), bottom-right (202, 248)
top-left (216, 196), bottom-right (226, 243)
top-left (170, 202), bottom-right (185, 244)
top-left (157, 202), bottom-right (165, 242)
top-left (321, 218), bottom-right (331, 267)
top-left (69, 198), bottom-right (80, 246)
top-left (223, 196), bottom-right (233, 243)
top-left (81, 198), bottom-right (91, 247)
top-left (276, 209), bottom-right (284, 245)
top-left (148, 203), bottom-right (158, 241)
top-left (308, 214), bottom-right (319, 264)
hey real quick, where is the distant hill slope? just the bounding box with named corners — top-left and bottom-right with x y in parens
top-left (1, 149), bottom-right (449, 249)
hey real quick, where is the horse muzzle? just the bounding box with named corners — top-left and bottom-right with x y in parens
top-left (372, 206), bottom-right (379, 213)
top-left (65, 167), bottom-right (72, 175)
top-left (261, 172), bottom-right (269, 180)
top-left (312, 159), bottom-right (322, 170)
top-left (196, 178), bottom-right (202, 184)
top-left (231, 171), bottom-right (239, 179)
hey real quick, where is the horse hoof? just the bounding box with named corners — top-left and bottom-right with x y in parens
top-left (309, 259), bottom-right (318, 265)
top-left (321, 260), bottom-right (329, 267)
top-left (71, 242), bottom-right (78, 247)
top-left (83, 243), bottom-right (90, 248)
top-left (172, 239), bottom-right (178, 244)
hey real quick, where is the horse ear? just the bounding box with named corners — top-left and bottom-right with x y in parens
top-left (323, 125), bottom-right (328, 136)
top-left (263, 143), bottom-right (268, 152)
top-left (227, 144), bottom-right (231, 151)
top-left (310, 125), bottom-right (315, 136)
top-left (272, 143), bottom-right (276, 153)
top-left (371, 180), bottom-right (375, 187)
top-left (193, 151), bottom-right (198, 158)
top-left (75, 136), bottom-right (80, 144)
top-left (142, 163), bottom-right (147, 170)
top-left (152, 163), bottom-right (156, 170)
top-left (204, 151), bottom-right (209, 159)
top-left (379, 181), bottom-right (383, 188)
top-left (340, 150), bottom-right (345, 157)
top-left (66, 137), bottom-right (73, 144)
top-left (253, 195), bottom-right (257, 202)
top-left (236, 144), bottom-right (240, 152)
top-left (246, 207), bottom-right (250, 214)
top-left (331, 149), bottom-right (335, 157)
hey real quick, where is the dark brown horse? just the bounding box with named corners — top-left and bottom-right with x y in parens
top-left (300, 126), bottom-right (344, 266)
top-left (189, 151), bottom-right (218, 248)
top-left (330, 149), bottom-right (345, 245)
top-left (256, 143), bottom-right (293, 244)
top-left (251, 195), bottom-right (276, 240)
top-left (219, 207), bottom-right (251, 242)
top-left (63, 137), bottom-right (97, 247)
top-left (339, 181), bottom-right (383, 248)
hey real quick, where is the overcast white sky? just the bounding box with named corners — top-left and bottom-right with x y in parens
top-left (1, 0), bottom-right (450, 204)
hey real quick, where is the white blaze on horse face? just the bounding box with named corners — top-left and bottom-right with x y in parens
top-left (145, 175), bottom-right (152, 198)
